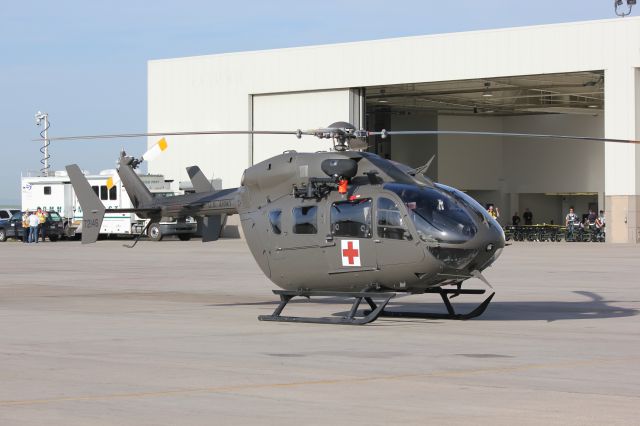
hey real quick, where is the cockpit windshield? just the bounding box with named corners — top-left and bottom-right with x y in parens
top-left (384, 183), bottom-right (477, 244)
top-left (435, 183), bottom-right (504, 236)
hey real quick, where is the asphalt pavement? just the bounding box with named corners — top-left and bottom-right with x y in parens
top-left (0, 239), bottom-right (638, 425)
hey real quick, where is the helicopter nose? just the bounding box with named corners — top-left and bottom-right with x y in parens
top-left (478, 224), bottom-right (506, 267)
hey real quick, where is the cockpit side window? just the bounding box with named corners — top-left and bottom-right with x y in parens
top-left (331, 198), bottom-right (372, 238)
top-left (268, 210), bottom-right (282, 235)
top-left (292, 206), bottom-right (317, 234)
top-left (377, 197), bottom-right (411, 240)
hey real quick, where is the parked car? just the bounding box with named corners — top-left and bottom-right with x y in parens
top-left (146, 217), bottom-right (197, 241)
top-left (0, 208), bottom-right (20, 220)
top-left (0, 211), bottom-right (65, 242)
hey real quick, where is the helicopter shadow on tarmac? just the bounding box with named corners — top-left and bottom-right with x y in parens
top-left (372, 291), bottom-right (638, 323)
top-left (210, 291), bottom-right (637, 323)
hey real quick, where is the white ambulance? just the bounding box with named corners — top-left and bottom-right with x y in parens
top-left (21, 170), bottom-right (187, 238)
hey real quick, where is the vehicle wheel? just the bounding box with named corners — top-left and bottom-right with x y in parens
top-left (0, 229), bottom-right (6, 242)
top-left (48, 235), bottom-right (59, 242)
top-left (148, 223), bottom-right (163, 241)
top-left (178, 234), bottom-right (192, 241)
top-left (63, 223), bottom-right (74, 239)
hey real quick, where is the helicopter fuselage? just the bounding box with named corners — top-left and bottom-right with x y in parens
top-left (238, 150), bottom-right (505, 293)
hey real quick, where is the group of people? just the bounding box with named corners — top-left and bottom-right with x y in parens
top-left (511, 208), bottom-right (534, 226)
top-left (21, 208), bottom-right (48, 243)
top-left (565, 207), bottom-right (605, 230)
top-left (487, 206), bottom-right (534, 226)
top-left (499, 205), bottom-right (604, 230)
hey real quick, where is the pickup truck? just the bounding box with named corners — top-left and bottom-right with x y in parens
top-left (0, 211), bottom-right (65, 242)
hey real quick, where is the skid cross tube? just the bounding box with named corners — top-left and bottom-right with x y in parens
top-left (258, 290), bottom-right (395, 325)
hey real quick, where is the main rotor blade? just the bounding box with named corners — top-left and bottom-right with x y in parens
top-left (34, 130), bottom-right (312, 142)
top-left (35, 127), bottom-right (640, 145)
top-left (369, 130), bottom-right (640, 145)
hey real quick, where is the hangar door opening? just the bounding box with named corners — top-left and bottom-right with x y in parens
top-left (363, 71), bottom-right (605, 226)
top-left (251, 89), bottom-right (363, 165)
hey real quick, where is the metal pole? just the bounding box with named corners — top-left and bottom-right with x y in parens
top-left (35, 111), bottom-right (50, 176)
top-left (43, 114), bottom-right (49, 175)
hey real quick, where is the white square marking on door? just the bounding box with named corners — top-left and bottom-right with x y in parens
top-left (341, 239), bottom-right (361, 267)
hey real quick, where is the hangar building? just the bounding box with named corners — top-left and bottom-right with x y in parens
top-left (147, 18), bottom-right (640, 243)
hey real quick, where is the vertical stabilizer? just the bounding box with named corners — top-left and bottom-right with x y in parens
top-left (65, 164), bottom-right (105, 244)
top-left (186, 166), bottom-right (215, 193)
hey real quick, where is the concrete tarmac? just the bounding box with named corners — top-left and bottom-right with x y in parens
top-left (0, 239), bottom-right (638, 425)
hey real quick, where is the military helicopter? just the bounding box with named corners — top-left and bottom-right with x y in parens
top-left (56, 122), bottom-right (638, 325)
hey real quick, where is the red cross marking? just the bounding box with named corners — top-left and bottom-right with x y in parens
top-left (342, 241), bottom-right (359, 265)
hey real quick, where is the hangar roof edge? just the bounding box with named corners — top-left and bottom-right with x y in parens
top-left (148, 16), bottom-right (640, 65)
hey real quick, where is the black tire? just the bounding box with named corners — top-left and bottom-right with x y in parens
top-left (0, 228), bottom-right (6, 242)
top-left (148, 223), bottom-right (163, 241)
top-left (48, 235), bottom-right (59, 242)
top-left (178, 234), bottom-right (192, 241)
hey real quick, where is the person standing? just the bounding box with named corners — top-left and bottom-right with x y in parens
top-left (523, 208), bottom-right (533, 225)
top-left (565, 207), bottom-right (581, 241)
top-left (37, 208), bottom-right (47, 242)
top-left (487, 204), bottom-right (500, 221)
top-left (565, 207), bottom-right (579, 227)
top-left (22, 211), bottom-right (30, 243)
top-left (28, 210), bottom-right (40, 243)
top-left (512, 212), bottom-right (521, 226)
top-left (596, 210), bottom-right (606, 240)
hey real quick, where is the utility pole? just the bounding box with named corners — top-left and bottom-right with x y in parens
top-left (35, 111), bottom-right (50, 176)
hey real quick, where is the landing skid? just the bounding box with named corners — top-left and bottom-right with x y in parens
top-left (368, 288), bottom-right (494, 320)
top-left (258, 291), bottom-right (395, 325)
top-left (258, 287), bottom-right (494, 325)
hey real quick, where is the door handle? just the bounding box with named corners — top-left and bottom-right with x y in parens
top-left (374, 239), bottom-right (381, 243)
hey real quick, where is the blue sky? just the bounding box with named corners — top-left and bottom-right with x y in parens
top-left (0, 1), bottom-right (619, 204)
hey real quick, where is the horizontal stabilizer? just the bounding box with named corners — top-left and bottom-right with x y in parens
top-left (66, 164), bottom-right (106, 244)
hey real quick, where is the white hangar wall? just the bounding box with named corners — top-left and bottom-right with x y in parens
top-left (437, 114), bottom-right (604, 194)
top-left (389, 113), bottom-right (603, 225)
top-left (148, 17), bottom-right (640, 242)
top-left (252, 90), bottom-right (352, 164)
